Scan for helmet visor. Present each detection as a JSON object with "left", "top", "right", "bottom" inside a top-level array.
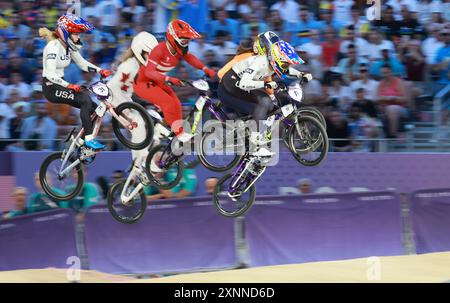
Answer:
[{"left": 178, "top": 38, "right": 190, "bottom": 47}]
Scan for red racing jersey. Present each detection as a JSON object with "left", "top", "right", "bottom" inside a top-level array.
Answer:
[{"left": 136, "top": 41, "right": 206, "bottom": 85}]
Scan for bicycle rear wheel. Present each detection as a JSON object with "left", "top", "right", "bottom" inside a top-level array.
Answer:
[
  {"left": 144, "top": 143, "right": 185, "bottom": 190},
  {"left": 197, "top": 120, "right": 243, "bottom": 172},
  {"left": 107, "top": 179, "right": 147, "bottom": 224},
  {"left": 213, "top": 173, "right": 256, "bottom": 218}
]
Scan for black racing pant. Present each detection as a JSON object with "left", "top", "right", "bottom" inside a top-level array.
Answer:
[
  {"left": 219, "top": 70, "right": 274, "bottom": 123},
  {"left": 42, "top": 79, "right": 97, "bottom": 136}
]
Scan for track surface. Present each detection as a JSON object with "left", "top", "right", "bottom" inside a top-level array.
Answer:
[{"left": 1, "top": 252, "right": 449, "bottom": 283}]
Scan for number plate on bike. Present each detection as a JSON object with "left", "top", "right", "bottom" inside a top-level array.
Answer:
[
  {"left": 95, "top": 102, "right": 107, "bottom": 117},
  {"left": 281, "top": 104, "right": 294, "bottom": 118}
]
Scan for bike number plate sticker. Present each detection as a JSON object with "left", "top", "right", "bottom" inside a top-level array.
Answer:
[
  {"left": 281, "top": 104, "right": 294, "bottom": 118},
  {"left": 195, "top": 97, "right": 206, "bottom": 110},
  {"left": 265, "top": 115, "right": 275, "bottom": 127},
  {"left": 95, "top": 102, "right": 107, "bottom": 117}
]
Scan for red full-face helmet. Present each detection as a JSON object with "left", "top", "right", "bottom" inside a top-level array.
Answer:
[{"left": 166, "top": 19, "right": 201, "bottom": 55}]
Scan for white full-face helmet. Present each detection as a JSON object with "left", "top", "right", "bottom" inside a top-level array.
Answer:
[{"left": 131, "top": 32, "right": 158, "bottom": 65}]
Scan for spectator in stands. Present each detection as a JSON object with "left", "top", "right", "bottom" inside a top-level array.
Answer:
[
  {"left": 147, "top": 167, "right": 198, "bottom": 200},
  {"left": 348, "top": 103, "right": 380, "bottom": 152},
  {"left": 205, "top": 177, "right": 219, "bottom": 195},
  {"left": 270, "top": 0, "right": 300, "bottom": 24},
  {"left": 212, "top": 30, "right": 238, "bottom": 65},
  {"left": 209, "top": 8, "right": 239, "bottom": 44},
  {"left": 2, "top": 187, "right": 29, "bottom": 219},
  {"left": 66, "top": 167, "right": 101, "bottom": 221},
  {"left": 376, "top": 64, "right": 409, "bottom": 138},
  {"left": 340, "top": 25, "right": 370, "bottom": 60},
  {"left": 328, "top": 73, "right": 352, "bottom": 112},
  {"left": 96, "top": 0, "right": 123, "bottom": 36},
  {"left": 299, "top": 29, "right": 322, "bottom": 62},
  {"left": 122, "top": 0, "right": 146, "bottom": 23},
  {"left": 287, "top": 5, "right": 322, "bottom": 47},
  {"left": 27, "top": 172, "right": 59, "bottom": 213},
  {"left": 0, "top": 105, "right": 10, "bottom": 151},
  {"left": 352, "top": 88, "right": 379, "bottom": 119},
  {"left": 297, "top": 178, "right": 313, "bottom": 194},
  {"left": 370, "top": 48, "right": 406, "bottom": 79},
  {"left": 93, "top": 38, "right": 118, "bottom": 68},
  {"left": 433, "top": 28, "right": 450, "bottom": 84},
  {"left": 326, "top": 109, "right": 353, "bottom": 152},
  {"left": 350, "top": 63, "right": 379, "bottom": 101},
  {"left": 349, "top": 4, "right": 370, "bottom": 37},
  {"left": 20, "top": 102, "right": 57, "bottom": 151},
  {"left": 6, "top": 101, "right": 28, "bottom": 149},
  {"left": 399, "top": 38, "right": 427, "bottom": 82},
  {"left": 398, "top": 5, "right": 422, "bottom": 37},
  {"left": 337, "top": 44, "right": 367, "bottom": 83},
  {"left": 422, "top": 23, "right": 446, "bottom": 65},
  {"left": 372, "top": 5, "right": 401, "bottom": 39},
  {"left": 240, "top": 13, "right": 268, "bottom": 40},
  {"left": 317, "top": 2, "right": 343, "bottom": 31},
  {"left": 7, "top": 72, "right": 31, "bottom": 99},
  {"left": 266, "top": 10, "right": 286, "bottom": 36},
  {"left": 321, "top": 26, "right": 341, "bottom": 71},
  {"left": 332, "top": 0, "right": 354, "bottom": 26},
  {"left": 367, "top": 30, "right": 396, "bottom": 61}
]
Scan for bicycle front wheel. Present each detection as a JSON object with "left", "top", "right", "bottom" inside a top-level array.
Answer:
[
  {"left": 39, "top": 152, "right": 84, "bottom": 201},
  {"left": 288, "top": 115, "right": 329, "bottom": 167}
]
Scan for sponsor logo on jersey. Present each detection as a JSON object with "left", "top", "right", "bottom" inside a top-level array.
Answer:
[
  {"left": 60, "top": 54, "right": 70, "bottom": 61},
  {"left": 56, "top": 90, "right": 75, "bottom": 100},
  {"left": 243, "top": 68, "right": 254, "bottom": 74},
  {"left": 47, "top": 53, "right": 57, "bottom": 60}
]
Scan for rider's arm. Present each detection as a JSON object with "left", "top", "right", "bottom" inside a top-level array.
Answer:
[
  {"left": 183, "top": 52, "right": 206, "bottom": 70},
  {"left": 238, "top": 68, "right": 265, "bottom": 90},
  {"left": 288, "top": 66, "right": 302, "bottom": 78},
  {"left": 71, "top": 51, "right": 101, "bottom": 73},
  {"left": 44, "top": 43, "right": 70, "bottom": 87}
]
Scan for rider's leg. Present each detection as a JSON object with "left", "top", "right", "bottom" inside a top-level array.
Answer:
[
  {"left": 134, "top": 82, "right": 189, "bottom": 141},
  {"left": 42, "top": 80, "right": 104, "bottom": 150},
  {"left": 217, "top": 83, "right": 256, "bottom": 117}
]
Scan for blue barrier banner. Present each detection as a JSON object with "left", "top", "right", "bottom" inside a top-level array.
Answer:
[
  {"left": 0, "top": 209, "right": 78, "bottom": 271},
  {"left": 245, "top": 192, "right": 404, "bottom": 267},
  {"left": 83, "top": 196, "right": 237, "bottom": 274},
  {"left": 410, "top": 188, "right": 450, "bottom": 254}
]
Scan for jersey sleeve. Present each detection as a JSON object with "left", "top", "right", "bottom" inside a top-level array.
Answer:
[
  {"left": 71, "top": 50, "right": 101, "bottom": 73},
  {"left": 183, "top": 52, "right": 205, "bottom": 70},
  {"left": 237, "top": 59, "right": 266, "bottom": 90},
  {"left": 44, "top": 43, "right": 70, "bottom": 87}
]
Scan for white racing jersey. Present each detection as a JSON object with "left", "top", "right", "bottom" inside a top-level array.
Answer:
[
  {"left": 107, "top": 57, "right": 140, "bottom": 102},
  {"left": 42, "top": 39, "right": 101, "bottom": 87},
  {"left": 231, "top": 55, "right": 302, "bottom": 91}
]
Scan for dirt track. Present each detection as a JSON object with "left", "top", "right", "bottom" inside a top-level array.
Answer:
[{"left": 1, "top": 252, "right": 449, "bottom": 283}]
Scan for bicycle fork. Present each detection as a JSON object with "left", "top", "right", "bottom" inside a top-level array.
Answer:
[
  {"left": 229, "top": 157, "right": 266, "bottom": 198},
  {"left": 120, "top": 167, "right": 145, "bottom": 205}
]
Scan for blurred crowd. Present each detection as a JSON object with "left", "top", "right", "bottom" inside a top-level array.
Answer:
[
  {"left": 0, "top": 0, "right": 449, "bottom": 153},
  {"left": 1, "top": 164, "right": 218, "bottom": 221}
]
